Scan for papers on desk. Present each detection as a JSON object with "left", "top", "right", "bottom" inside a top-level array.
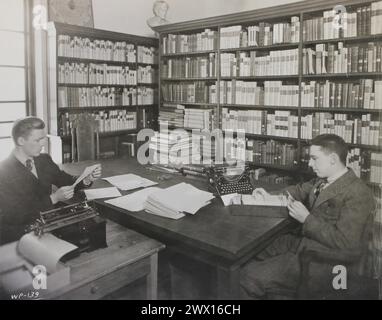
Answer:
[
  {"left": 84, "top": 187, "right": 122, "bottom": 200},
  {"left": 144, "top": 183, "right": 214, "bottom": 219},
  {"left": 103, "top": 173, "right": 157, "bottom": 191},
  {"left": 222, "top": 194, "right": 288, "bottom": 207},
  {"left": 106, "top": 183, "right": 214, "bottom": 220},
  {"left": 105, "top": 187, "right": 161, "bottom": 212}
]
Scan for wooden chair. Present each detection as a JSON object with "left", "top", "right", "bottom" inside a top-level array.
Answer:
[{"left": 70, "top": 114, "right": 100, "bottom": 162}]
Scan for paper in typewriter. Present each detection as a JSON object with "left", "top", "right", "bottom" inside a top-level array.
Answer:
[{"left": 17, "top": 233, "right": 78, "bottom": 274}]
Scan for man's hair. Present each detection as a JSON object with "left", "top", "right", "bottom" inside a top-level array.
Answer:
[
  {"left": 310, "top": 134, "right": 348, "bottom": 165},
  {"left": 12, "top": 117, "right": 45, "bottom": 145}
]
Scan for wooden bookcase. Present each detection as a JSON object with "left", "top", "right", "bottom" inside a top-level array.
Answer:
[
  {"left": 153, "top": 0, "right": 382, "bottom": 193},
  {"left": 46, "top": 22, "right": 159, "bottom": 163}
]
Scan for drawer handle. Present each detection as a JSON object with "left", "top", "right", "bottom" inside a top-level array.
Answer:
[{"left": 90, "top": 286, "right": 99, "bottom": 294}]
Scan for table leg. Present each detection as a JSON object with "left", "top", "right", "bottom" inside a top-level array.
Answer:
[
  {"left": 215, "top": 265, "right": 240, "bottom": 300},
  {"left": 146, "top": 253, "right": 158, "bottom": 300}
]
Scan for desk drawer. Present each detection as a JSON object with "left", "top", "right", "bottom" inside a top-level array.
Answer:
[{"left": 58, "top": 257, "right": 151, "bottom": 300}]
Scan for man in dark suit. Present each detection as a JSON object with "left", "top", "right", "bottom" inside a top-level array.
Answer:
[
  {"left": 240, "top": 134, "right": 375, "bottom": 299},
  {"left": 0, "top": 117, "right": 102, "bottom": 244}
]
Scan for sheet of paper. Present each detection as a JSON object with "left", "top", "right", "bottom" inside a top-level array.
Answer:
[
  {"left": 84, "top": 187, "right": 122, "bottom": 200},
  {"left": 221, "top": 193, "right": 239, "bottom": 206},
  {"left": 73, "top": 164, "right": 100, "bottom": 187},
  {"left": 241, "top": 194, "right": 257, "bottom": 205},
  {"left": 18, "top": 233, "right": 78, "bottom": 274},
  {"left": 103, "top": 173, "right": 158, "bottom": 191},
  {"left": 105, "top": 187, "right": 161, "bottom": 212}
]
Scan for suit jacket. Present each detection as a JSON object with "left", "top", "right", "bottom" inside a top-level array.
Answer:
[
  {"left": 0, "top": 153, "right": 87, "bottom": 244},
  {"left": 285, "top": 169, "right": 375, "bottom": 254}
]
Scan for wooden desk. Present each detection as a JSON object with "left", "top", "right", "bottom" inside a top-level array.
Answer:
[
  {"left": 48, "top": 220, "right": 164, "bottom": 299},
  {"left": 63, "top": 158, "right": 294, "bottom": 299},
  {"left": 1, "top": 220, "right": 164, "bottom": 300}
]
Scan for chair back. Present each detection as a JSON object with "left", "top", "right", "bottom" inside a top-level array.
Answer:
[{"left": 71, "top": 114, "right": 99, "bottom": 162}]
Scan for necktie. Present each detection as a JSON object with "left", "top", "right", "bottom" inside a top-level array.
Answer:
[
  {"left": 314, "top": 178, "right": 328, "bottom": 198},
  {"left": 25, "top": 159, "right": 33, "bottom": 171}
]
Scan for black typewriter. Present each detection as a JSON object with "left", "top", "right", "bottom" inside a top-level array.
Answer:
[
  {"left": 27, "top": 202, "right": 107, "bottom": 256},
  {"left": 207, "top": 165, "right": 254, "bottom": 196}
]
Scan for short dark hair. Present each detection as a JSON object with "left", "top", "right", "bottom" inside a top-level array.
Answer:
[
  {"left": 310, "top": 134, "right": 348, "bottom": 165},
  {"left": 12, "top": 117, "right": 45, "bottom": 145}
]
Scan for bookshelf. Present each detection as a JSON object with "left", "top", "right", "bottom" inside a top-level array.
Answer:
[
  {"left": 46, "top": 22, "right": 159, "bottom": 163},
  {"left": 154, "top": 0, "right": 382, "bottom": 195}
]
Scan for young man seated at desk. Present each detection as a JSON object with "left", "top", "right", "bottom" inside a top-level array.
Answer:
[
  {"left": 240, "top": 134, "right": 375, "bottom": 299},
  {"left": 0, "top": 117, "right": 102, "bottom": 245}
]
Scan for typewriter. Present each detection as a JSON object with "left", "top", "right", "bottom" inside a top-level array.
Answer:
[
  {"left": 207, "top": 164, "right": 254, "bottom": 196},
  {"left": 27, "top": 202, "right": 107, "bottom": 256}
]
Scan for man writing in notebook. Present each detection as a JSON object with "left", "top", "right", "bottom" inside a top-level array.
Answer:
[
  {"left": 0, "top": 117, "right": 102, "bottom": 245},
  {"left": 240, "top": 134, "right": 375, "bottom": 299}
]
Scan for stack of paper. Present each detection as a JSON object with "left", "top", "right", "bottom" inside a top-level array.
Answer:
[
  {"left": 105, "top": 187, "right": 161, "bottom": 212},
  {"left": 103, "top": 173, "right": 157, "bottom": 191},
  {"left": 144, "top": 183, "right": 215, "bottom": 219}
]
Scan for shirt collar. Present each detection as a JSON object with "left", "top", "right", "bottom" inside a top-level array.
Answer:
[
  {"left": 12, "top": 149, "right": 34, "bottom": 167},
  {"left": 326, "top": 167, "right": 348, "bottom": 184}
]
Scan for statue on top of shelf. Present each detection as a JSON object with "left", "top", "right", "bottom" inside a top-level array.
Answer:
[{"left": 147, "top": 0, "right": 170, "bottom": 30}]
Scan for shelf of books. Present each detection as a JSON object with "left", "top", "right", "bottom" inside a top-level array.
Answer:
[
  {"left": 47, "top": 22, "right": 158, "bottom": 163},
  {"left": 154, "top": 0, "right": 382, "bottom": 205}
]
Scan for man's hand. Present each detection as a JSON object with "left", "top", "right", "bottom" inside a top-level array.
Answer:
[
  {"left": 252, "top": 188, "right": 270, "bottom": 200},
  {"left": 50, "top": 186, "right": 74, "bottom": 204},
  {"left": 83, "top": 164, "right": 102, "bottom": 186},
  {"left": 287, "top": 200, "right": 310, "bottom": 223}
]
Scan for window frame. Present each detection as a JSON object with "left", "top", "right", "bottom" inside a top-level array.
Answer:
[{"left": 0, "top": 0, "right": 34, "bottom": 142}]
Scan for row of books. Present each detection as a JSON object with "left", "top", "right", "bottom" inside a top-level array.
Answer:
[
  {"left": 300, "top": 112, "right": 381, "bottom": 146},
  {"left": 58, "top": 63, "right": 137, "bottom": 85},
  {"left": 161, "top": 82, "right": 218, "bottom": 104},
  {"left": 219, "top": 80, "right": 263, "bottom": 106},
  {"left": 184, "top": 108, "right": 215, "bottom": 131},
  {"left": 303, "top": 1, "right": 382, "bottom": 41},
  {"left": 59, "top": 110, "right": 137, "bottom": 136},
  {"left": 219, "top": 80, "right": 299, "bottom": 107},
  {"left": 159, "top": 104, "right": 185, "bottom": 128},
  {"left": 57, "top": 86, "right": 135, "bottom": 108},
  {"left": 245, "top": 139, "right": 298, "bottom": 167},
  {"left": 137, "top": 46, "right": 157, "bottom": 64},
  {"left": 220, "top": 17, "right": 300, "bottom": 49},
  {"left": 222, "top": 109, "right": 299, "bottom": 138},
  {"left": 221, "top": 49, "right": 299, "bottom": 77},
  {"left": 252, "top": 170, "right": 294, "bottom": 185},
  {"left": 344, "top": 148, "right": 382, "bottom": 182},
  {"left": 161, "top": 54, "right": 217, "bottom": 79},
  {"left": 301, "top": 80, "right": 382, "bottom": 109},
  {"left": 136, "top": 87, "right": 156, "bottom": 105},
  {"left": 148, "top": 131, "right": 202, "bottom": 166},
  {"left": 302, "top": 42, "right": 382, "bottom": 74},
  {"left": 58, "top": 35, "right": 137, "bottom": 62},
  {"left": 162, "top": 30, "right": 218, "bottom": 54},
  {"left": 137, "top": 66, "right": 157, "bottom": 84}
]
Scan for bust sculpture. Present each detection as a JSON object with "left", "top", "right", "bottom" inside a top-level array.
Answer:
[{"left": 147, "top": 0, "right": 169, "bottom": 29}]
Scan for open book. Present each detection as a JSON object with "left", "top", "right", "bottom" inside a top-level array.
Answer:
[{"left": 241, "top": 194, "right": 288, "bottom": 206}]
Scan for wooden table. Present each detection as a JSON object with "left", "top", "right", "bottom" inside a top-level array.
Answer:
[
  {"left": 63, "top": 158, "right": 294, "bottom": 299},
  {"left": 0, "top": 220, "right": 165, "bottom": 300}
]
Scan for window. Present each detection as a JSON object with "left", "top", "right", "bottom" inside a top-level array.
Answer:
[{"left": 0, "top": 0, "right": 32, "bottom": 161}]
